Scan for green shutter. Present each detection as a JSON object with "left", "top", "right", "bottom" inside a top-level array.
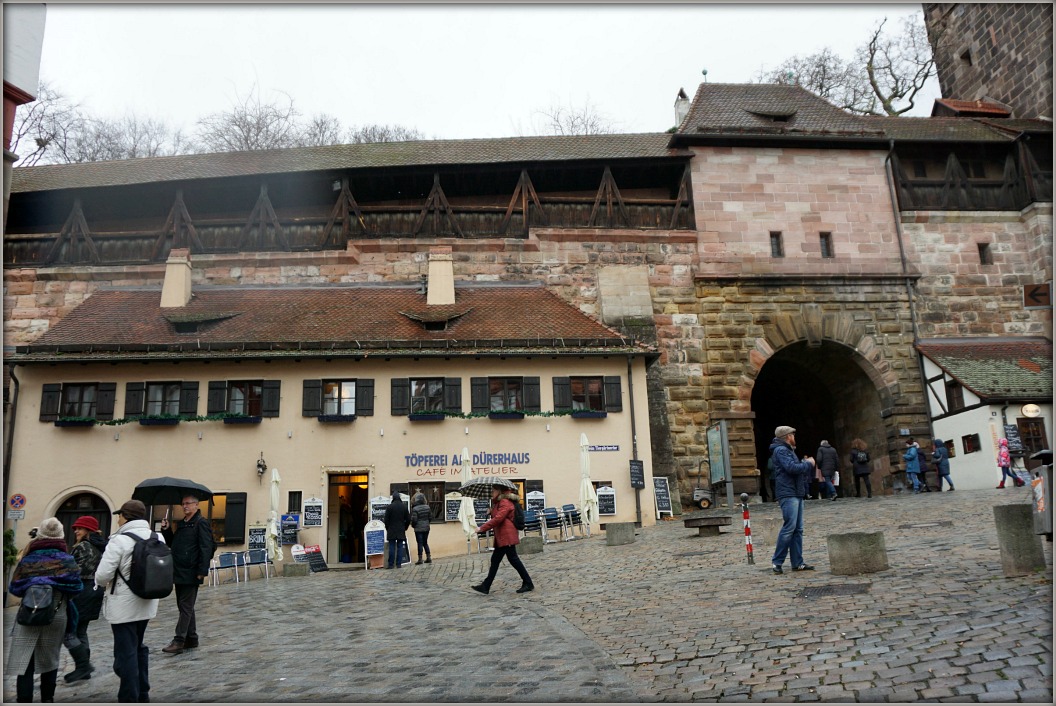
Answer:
[
  {"left": 124, "top": 382, "right": 146, "bottom": 418},
  {"left": 302, "top": 379, "right": 322, "bottom": 417},
  {"left": 522, "top": 377, "right": 541, "bottom": 413},
  {"left": 552, "top": 377, "right": 572, "bottom": 411},
  {"left": 206, "top": 381, "right": 227, "bottom": 415},
  {"left": 261, "top": 380, "right": 281, "bottom": 418},
  {"left": 355, "top": 379, "right": 374, "bottom": 416},
  {"left": 40, "top": 384, "right": 61, "bottom": 422},
  {"left": 179, "top": 381, "right": 200, "bottom": 416},
  {"left": 603, "top": 376, "right": 623, "bottom": 412},
  {"left": 391, "top": 378, "right": 410, "bottom": 416},
  {"left": 96, "top": 382, "right": 117, "bottom": 421},
  {"left": 443, "top": 378, "right": 462, "bottom": 414},
  {"left": 470, "top": 377, "right": 489, "bottom": 414}
]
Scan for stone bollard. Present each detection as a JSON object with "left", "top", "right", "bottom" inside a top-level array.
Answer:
[
  {"left": 753, "top": 517, "right": 783, "bottom": 547},
  {"left": 282, "top": 562, "right": 309, "bottom": 578},
  {"left": 605, "top": 522, "right": 636, "bottom": 546},
  {"left": 993, "top": 504, "right": 1046, "bottom": 577},
  {"left": 827, "top": 532, "right": 890, "bottom": 575},
  {"left": 519, "top": 536, "right": 544, "bottom": 555}
]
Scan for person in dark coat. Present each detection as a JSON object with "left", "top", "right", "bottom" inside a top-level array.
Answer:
[
  {"left": 409, "top": 492, "right": 432, "bottom": 565},
  {"left": 5, "top": 517, "right": 83, "bottom": 703},
  {"left": 769, "top": 426, "right": 817, "bottom": 575},
  {"left": 63, "top": 516, "right": 108, "bottom": 683},
  {"left": 383, "top": 491, "right": 411, "bottom": 569},
  {"left": 932, "top": 438, "right": 955, "bottom": 491},
  {"left": 903, "top": 439, "right": 924, "bottom": 493},
  {"left": 472, "top": 487, "right": 534, "bottom": 594},
  {"left": 850, "top": 438, "right": 873, "bottom": 498},
  {"left": 815, "top": 440, "right": 840, "bottom": 500},
  {"left": 160, "top": 494, "right": 215, "bottom": 655}
]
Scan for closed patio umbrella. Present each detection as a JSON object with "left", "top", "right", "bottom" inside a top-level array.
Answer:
[
  {"left": 266, "top": 467, "right": 283, "bottom": 562},
  {"left": 580, "top": 433, "right": 600, "bottom": 525},
  {"left": 457, "top": 447, "right": 476, "bottom": 550}
]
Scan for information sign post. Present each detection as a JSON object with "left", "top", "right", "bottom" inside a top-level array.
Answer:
[{"left": 706, "top": 420, "right": 735, "bottom": 509}]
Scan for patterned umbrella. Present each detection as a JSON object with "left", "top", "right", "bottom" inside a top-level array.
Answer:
[{"left": 458, "top": 476, "right": 516, "bottom": 499}]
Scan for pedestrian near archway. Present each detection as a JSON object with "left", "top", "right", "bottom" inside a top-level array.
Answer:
[
  {"left": 160, "top": 494, "right": 215, "bottom": 654},
  {"left": 849, "top": 439, "right": 872, "bottom": 498},
  {"left": 64, "top": 516, "right": 108, "bottom": 683},
  {"left": 769, "top": 426, "right": 817, "bottom": 575},
  {"left": 931, "top": 439, "right": 955, "bottom": 491}
]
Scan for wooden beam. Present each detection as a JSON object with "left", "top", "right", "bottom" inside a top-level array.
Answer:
[
  {"left": 669, "top": 164, "right": 693, "bottom": 230},
  {"left": 412, "top": 174, "right": 464, "bottom": 238},
  {"left": 587, "top": 167, "right": 631, "bottom": 228},
  {"left": 237, "top": 184, "right": 289, "bottom": 251},
  {"left": 150, "top": 190, "right": 204, "bottom": 261},
  {"left": 320, "top": 177, "right": 367, "bottom": 249},
  {"left": 43, "top": 199, "right": 99, "bottom": 265}
]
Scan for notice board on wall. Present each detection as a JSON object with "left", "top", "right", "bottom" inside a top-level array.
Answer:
[
  {"left": 247, "top": 525, "right": 266, "bottom": 551},
  {"left": 596, "top": 486, "right": 616, "bottom": 515},
  {"left": 280, "top": 514, "right": 299, "bottom": 545}
]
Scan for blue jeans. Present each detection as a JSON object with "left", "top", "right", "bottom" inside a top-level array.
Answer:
[
  {"left": 821, "top": 479, "right": 836, "bottom": 498},
  {"left": 907, "top": 471, "right": 923, "bottom": 491},
  {"left": 939, "top": 472, "right": 954, "bottom": 490},
  {"left": 414, "top": 530, "right": 430, "bottom": 560},
  {"left": 111, "top": 619, "right": 149, "bottom": 703},
  {"left": 387, "top": 538, "right": 406, "bottom": 568},
  {"left": 772, "top": 497, "right": 805, "bottom": 568}
]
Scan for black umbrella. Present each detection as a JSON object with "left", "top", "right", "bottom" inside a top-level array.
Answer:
[
  {"left": 132, "top": 477, "right": 213, "bottom": 506},
  {"left": 458, "top": 477, "right": 516, "bottom": 499}
]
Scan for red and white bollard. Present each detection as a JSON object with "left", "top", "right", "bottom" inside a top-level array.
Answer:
[{"left": 740, "top": 492, "right": 754, "bottom": 565}]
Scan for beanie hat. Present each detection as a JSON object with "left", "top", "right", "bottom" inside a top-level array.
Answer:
[
  {"left": 72, "top": 515, "right": 100, "bottom": 533},
  {"left": 38, "top": 517, "right": 65, "bottom": 540},
  {"left": 774, "top": 425, "right": 796, "bottom": 438}
]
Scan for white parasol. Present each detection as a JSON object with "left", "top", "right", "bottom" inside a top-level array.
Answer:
[
  {"left": 457, "top": 447, "right": 477, "bottom": 545},
  {"left": 266, "top": 466, "right": 284, "bottom": 562},
  {"left": 579, "top": 433, "right": 600, "bottom": 525}
]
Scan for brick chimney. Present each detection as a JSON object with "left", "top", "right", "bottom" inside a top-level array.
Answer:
[
  {"left": 160, "top": 248, "right": 193, "bottom": 308},
  {"left": 426, "top": 246, "right": 455, "bottom": 306}
]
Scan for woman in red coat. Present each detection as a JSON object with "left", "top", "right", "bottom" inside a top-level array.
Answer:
[{"left": 471, "top": 488, "right": 534, "bottom": 595}]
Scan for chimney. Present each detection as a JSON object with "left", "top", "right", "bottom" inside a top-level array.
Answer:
[
  {"left": 674, "top": 87, "right": 690, "bottom": 127},
  {"left": 426, "top": 246, "right": 455, "bottom": 306},
  {"left": 160, "top": 248, "right": 193, "bottom": 308}
]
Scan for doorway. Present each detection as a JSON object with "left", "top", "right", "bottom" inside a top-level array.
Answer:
[
  {"left": 55, "top": 493, "right": 111, "bottom": 551},
  {"left": 328, "top": 473, "right": 369, "bottom": 564}
]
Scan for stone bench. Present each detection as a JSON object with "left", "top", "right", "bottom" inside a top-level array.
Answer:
[
  {"left": 994, "top": 504, "right": 1046, "bottom": 577},
  {"left": 282, "top": 562, "right": 310, "bottom": 578},
  {"left": 605, "top": 522, "right": 637, "bottom": 546},
  {"left": 683, "top": 515, "right": 732, "bottom": 536},
  {"left": 827, "top": 531, "right": 889, "bottom": 575},
  {"left": 519, "top": 535, "right": 544, "bottom": 555}
]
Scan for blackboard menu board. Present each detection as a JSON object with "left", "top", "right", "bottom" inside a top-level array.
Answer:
[
  {"left": 302, "top": 499, "right": 323, "bottom": 528},
  {"left": 303, "top": 545, "right": 328, "bottom": 573},
  {"left": 370, "top": 496, "right": 391, "bottom": 522},
  {"left": 445, "top": 498, "right": 462, "bottom": 522},
  {"left": 280, "top": 514, "right": 299, "bottom": 545},
  {"left": 473, "top": 498, "right": 491, "bottom": 518},
  {"left": 1004, "top": 424, "right": 1024, "bottom": 454},
  {"left": 597, "top": 487, "right": 616, "bottom": 515},
  {"left": 526, "top": 491, "right": 546, "bottom": 513},
  {"left": 629, "top": 460, "right": 645, "bottom": 489},
  {"left": 364, "top": 520, "right": 385, "bottom": 557},
  {"left": 653, "top": 477, "right": 672, "bottom": 516},
  {"left": 248, "top": 526, "right": 266, "bottom": 551}
]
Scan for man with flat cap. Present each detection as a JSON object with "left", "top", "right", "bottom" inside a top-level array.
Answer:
[{"left": 769, "top": 426, "right": 816, "bottom": 575}]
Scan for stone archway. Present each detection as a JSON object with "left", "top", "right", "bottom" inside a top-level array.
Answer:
[{"left": 50, "top": 487, "right": 115, "bottom": 550}]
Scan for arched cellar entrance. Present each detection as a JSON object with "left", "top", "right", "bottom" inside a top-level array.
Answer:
[
  {"left": 55, "top": 493, "right": 112, "bottom": 551},
  {"left": 752, "top": 341, "right": 886, "bottom": 501}
]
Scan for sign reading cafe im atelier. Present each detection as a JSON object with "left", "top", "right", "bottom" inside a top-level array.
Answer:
[{"left": 404, "top": 450, "right": 531, "bottom": 477}]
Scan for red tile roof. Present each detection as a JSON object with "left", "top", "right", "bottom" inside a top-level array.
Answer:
[
  {"left": 916, "top": 338, "right": 1053, "bottom": 400},
  {"left": 932, "top": 98, "right": 1012, "bottom": 117},
  {"left": 14, "top": 283, "right": 654, "bottom": 362}
]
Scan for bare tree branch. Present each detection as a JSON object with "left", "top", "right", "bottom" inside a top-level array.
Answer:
[
  {"left": 345, "top": 123, "right": 424, "bottom": 144},
  {"left": 533, "top": 98, "right": 613, "bottom": 136},
  {"left": 195, "top": 85, "right": 303, "bottom": 152}
]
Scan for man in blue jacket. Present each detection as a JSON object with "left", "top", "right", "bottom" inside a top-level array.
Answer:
[
  {"left": 770, "top": 425, "right": 817, "bottom": 575},
  {"left": 931, "top": 438, "right": 954, "bottom": 492}
]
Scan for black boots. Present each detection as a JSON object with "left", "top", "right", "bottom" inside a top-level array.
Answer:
[
  {"left": 515, "top": 584, "right": 534, "bottom": 593},
  {"left": 64, "top": 642, "right": 94, "bottom": 683},
  {"left": 17, "top": 670, "right": 57, "bottom": 702},
  {"left": 471, "top": 584, "right": 489, "bottom": 594}
]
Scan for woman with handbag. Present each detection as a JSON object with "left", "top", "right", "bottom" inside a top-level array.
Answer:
[
  {"left": 63, "top": 516, "right": 108, "bottom": 683},
  {"left": 4, "top": 517, "right": 83, "bottom": 703}
]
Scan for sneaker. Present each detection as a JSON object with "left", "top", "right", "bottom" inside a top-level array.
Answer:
[
  {"left": 161, "top": 640, "right": 184, "bottom": 655},
  {"left": 792, "top": 564, "right": 815, "bottom": 571},
  {"left": 471, "top": 584, "right": 489, "bottom": 594},
  {"left": 772, "top": 565, "right": 783, "bottom": 575},
  {"left": 515, "top": 584, "right": 534, "bottom": 593},
  {"left": 830, "top": 495, "right": 837, "bottom": 501}
]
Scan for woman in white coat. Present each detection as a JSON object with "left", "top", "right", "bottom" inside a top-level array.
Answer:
[{"left": 94, "top": 500, "right": 163, "bottom": 704}]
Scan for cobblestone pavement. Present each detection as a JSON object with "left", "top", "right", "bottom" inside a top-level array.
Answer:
[{"left": 3, "top": 488, "right": 1052, "bottom": 702}]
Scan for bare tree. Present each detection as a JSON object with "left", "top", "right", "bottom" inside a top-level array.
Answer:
[
  {"left": 533, "top": 98, "right": 613, "bottom": 136},
  {"left": 9, "top": 81, "right": 86, "bottom": 166},
  {"left": 298, "top": 113, "right": 346, "bottom": 147},
  {"left": 195, "top": 86, "right": 303, "bottom": 152},
  {"left": 345, "top": 123, "right": 424, "bottom": 144},
  {"left": 754, "top": 14, "right": 937, "bottom": 116}
]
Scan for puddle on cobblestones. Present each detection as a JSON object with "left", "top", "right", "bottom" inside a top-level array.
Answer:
[{"left": 796, "top": 583, "right": 871, "bottom": 598}]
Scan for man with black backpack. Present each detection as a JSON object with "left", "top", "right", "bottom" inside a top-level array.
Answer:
[
  {"left": 95, "top": 500, "right": 166, "bottom": 703},
  {"left": 160, "top": 494, "right": 216, "bottom": 655}
]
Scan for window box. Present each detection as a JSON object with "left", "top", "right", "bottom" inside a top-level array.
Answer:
[
  {"left": 317, "top": 414, "right": 356, "bottom": 423},
  {"left": 408, "top": 413, "right": 446, "bottom": 422},
  {"left": 488, "top": 411, "right": 525, "bottom": 420},
  {"left": 54, "top": 419, "right": 95, "bottom": 427},
  {"left": 223, "top": 416, "right": 262, "bottom": 425},
  {"left": 571, "top": 410, "right": 608, "bottom": 419},
  {"left": 139, "top": 417, "right": 180, "bottom": 426}
]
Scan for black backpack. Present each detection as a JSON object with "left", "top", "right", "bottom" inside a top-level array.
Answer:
[
  {"left": 113, "top": 531, "right": 173, "bottom": 600},
  {"left": 16, "top": 584, "right": 59, "bottom": 626},
  {"left": 854, "top": 450, "right": 869, "bottom": 465},
  {"left": 512, "top": 500, "right": 526, "bottom": 531}
]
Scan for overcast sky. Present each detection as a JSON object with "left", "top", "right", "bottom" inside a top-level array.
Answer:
[{"left": 32, "top": 2, "right": 941, "bottom": 141}]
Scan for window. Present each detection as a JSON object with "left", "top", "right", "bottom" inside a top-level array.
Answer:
[
  {"left": 1017, "top": 418, "right": 1049, "bottom": 459},
  {"left": 200, "top": 492, "right": 247, "bottom": 545},
  {"left": 470, "top": 377, "right": 540, "bottom": 414},
  {"left": 489, "top": 378, "right": 522, "bottom": 411},
  {"left": 323, "top": 380, "right": 356, "bottom": 416},
  {"left": 62, "top": 383, "right": 98, "bottom": 418},
  {"left": 769, "top": 231, "right": 784, "bottom": 258},
  {"left": 978, "top": 242, "right": 993, "bottom": 265},
  {"left": 391, "top": 378, "right": 461, "bottom": 416},
  {"left": 287, "top": 491, "right": 303, "bottom": 514},
  {"left": 227, "top": 380, "right": 263, "bottom": 416},
  {"left": 962, "top": 433, "right": 981, "bottom": 454},
  {"left": 571, "top": 376, "right": 605, "bottom": 411},
  {"left": 410, "top": 378, "right": 444, "bottom": 413},
  {"left": 553, "top": 376, "right": 622, "bottom": 414},
  {"left": 945, "top": 380, "right": 965, "bottom": 412},
  {"left": 819, "top": 232, "right": 834, "bottom": 258},
  {"left": 40, "top": 382, "right": 117, "bottom": 422},
  {"left": 944, "top": 439, "right": 956, "bottom": 459},
  {"left": 409, "top": 482, "right": 446, "bottom": 522},
  {"left": 206, "top": 380, "right": 280, "bottom": 418},
  {"left": 302, "top": 379, "right": 374, "bottom": 417},
  {"left": 960, "top": 48, "right": 972, "bottom": 66},
  {"left": 146, "top": 382, "right": 181, "bottom": 416}
]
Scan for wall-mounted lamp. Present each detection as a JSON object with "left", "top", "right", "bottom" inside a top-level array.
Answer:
[
  {"left": 113, "top": 431, "right": 120, "bottom": 441},
  {"left": 465, "top": 426, "right": 469, "bottom": 435},
  {"left": 546, "top": 424, "right": 551, "bottom": 432},
  {"left": 256, "top": 452, "right": 267, "bottom": 483},
  {"left": 287, "top": 430, "right": 293, "bottom": 439},
  {"left": 198, "top": 431, "right": 203, "bottom": 440},
  {"left": 379, "top": 428, "right": 384, "bottom": 437}
]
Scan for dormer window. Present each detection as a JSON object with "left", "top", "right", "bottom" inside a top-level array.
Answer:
[
  {"left": 174, "top": 321, "right": 199, "bottom": 334},
  {"left": 746, "top": 108, "right": 797, "bottom": 123},
  {"left": 424, "top": 321, "right": 447, "bottom": 332}
]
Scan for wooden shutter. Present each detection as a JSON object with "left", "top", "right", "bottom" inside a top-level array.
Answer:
[
  {"left": 389, "top": 483, "right": 410, "bottom": 496},
  {"left": 261, "top": 380, "right": 281, "bottom": 418},
  {"left": 552, "top": 377, "right": 572, "bottom": 411},
  {"left": 470, "top": 377, "right": 489, "bottom": 414},
  {"left": 179, "top": 381, "right": 200, "bottom": 416},
  {"left": 206, "top": 381, "right": 227, "bottom": 415},
  {"left": 124, "top": 382, "right": 146, "bottom": 417},
  {"left": 302, "top": 379, "right": 322, "bottom": 417},
  {"left": 391, "top": 378, "right": 410, "bottom": 416},
  {"left": 96, "top": 382, "right": 117, "bottom": 421},
  {"left": 522, "top": 377, "right": 541, "bottom": 413},
  {"left": 603, "top": 376, "right": 623, "bottom": 412},
  {"left": 355, "top": 379, "right": 374, "bottom": 416},
  {"left": 40, "top": 383, "right": 61, "bottom": 422},
  {"left": 443, "top": 378, "right": 462, "bottom": 414},
  {"left": 223, "top": 492, "right": 247, "bottom": 544}
]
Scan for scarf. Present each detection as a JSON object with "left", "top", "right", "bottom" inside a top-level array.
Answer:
[{"left": 9, "top": 537, "right": 84, "bottom": 598}]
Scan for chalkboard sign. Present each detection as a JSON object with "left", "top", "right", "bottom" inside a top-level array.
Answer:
[
  {"left": 629, "top": 460, "right": 645, "bottom": 489},
  {"left": 247, "top": 526, "right": 266, "bottom": 551},
  {"left": 280, "top": 514, "right": 299, "bottom": 545},
  {"left": 596, "top": 486, "right": 616, "bottom": 515},
  {"left": 302, "top": 498, "right": 323, "bottom": 528},
  {"left": 1004, "top": 424, "right": 1024, "bottom": 454},
  {"left": 291, "top": 544, "right": 307, "bottom": 562},
  {"left": 369, "top": 496, "right": 391, "bottom": 522},
  {"left": 363, "top": 520, "right": 386, "bottom": 558},
  {"left": 445, "top": 495, "right": 462, "bottom": 523},
  {"left": 303, "top": 544, "right": 329, "bottom": 573},
  {"left": 473, "top": 498, "right": 491, "bottom": 518},
  {"left": 526, "top": 490, "right": 546, "bottom": 513},
  {"left": 653, "top": 476, "right": 672, "bottom": 518}
]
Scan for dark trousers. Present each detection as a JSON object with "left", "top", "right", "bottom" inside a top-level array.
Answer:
[
  {"left": 854, "top": 474, "right": 872, "bottom": 497},
  {"left": 174, "top": 583, "right": 198, "bottom": 642},
  {"left": 414, "top": 530, "right": 431, "bottom": 559},
  {"left": 111, "top": 620, "right": 150, "bottom": 703},
  {"left": 480, "top": 545, "right": 533, "bottom": 590},
  {"left": 387, "top": 538, "right": 406, "bottom": 568},
  {"left": 16, "top": 654, "right": 57, "bottom": 703}
]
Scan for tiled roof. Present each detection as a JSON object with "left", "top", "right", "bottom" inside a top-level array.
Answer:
[
  {"left": 673, "top": 83, "right": 884, "bottom": 140},
  {"left": 916, "top": 338, "right": 1053, "bottom": 400},
  {"left": 14, "top": 283, "right": 653, "bottom": 362},
  {"left": 9, "top": 133, "right": 686, "bottom": 194},
  {"left": 932, "top": 98, "right": 1012, "bottom": 117},
  {"left": 864, "top": 116, "right": 1052, "bottom": 142}
]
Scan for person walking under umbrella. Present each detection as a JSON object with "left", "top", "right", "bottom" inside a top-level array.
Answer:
[
  {"left": 471, "top": 484, "right": 534, "bottom": 595},
  {"left": 160, "top": 494, "right": 215, "bottom": 655}
]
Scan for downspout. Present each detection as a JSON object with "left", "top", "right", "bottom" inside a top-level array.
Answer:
[
  {"left": 3, "top": 366, "right": 20, "bottom": 495},
  {"left": 884, "top": 140, "right": 935, "bottom": 446},
  {"left": 627, "top": 355, "right": 642, "bottom": 527}
]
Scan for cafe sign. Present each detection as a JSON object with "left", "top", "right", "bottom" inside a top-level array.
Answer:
[{"left": 1022, "top": 404, "right": 1042, "bottom": 418}]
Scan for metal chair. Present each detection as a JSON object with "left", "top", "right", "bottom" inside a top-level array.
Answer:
[
  {"left": 541, "top": 507, "right": 568, "bottom": 543},
  {"left": 522, "top": 509, "right": 544, "bottom": 539},
  {"left": 474, "top": 517, "right": 494, "bottom": 553},
  {"left": 209, "top": 551, "right": 243, "bottom": 586},
  {"left": 242, "top": 548, "right": 273, "bottom": 580},
  {"left": 561, "top": 503, "right": 589, "bottom": 538}
]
